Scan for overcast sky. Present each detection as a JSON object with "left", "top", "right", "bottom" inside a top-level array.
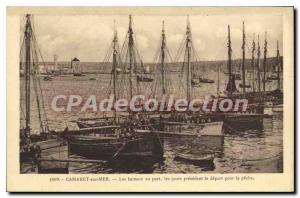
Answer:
[{"left": 26, "top": 14, "right": 283, "bottom": 62}]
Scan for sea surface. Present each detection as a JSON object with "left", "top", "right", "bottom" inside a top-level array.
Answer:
[{"left": 20, "top": 71, "right": 283, "bottom": 173}]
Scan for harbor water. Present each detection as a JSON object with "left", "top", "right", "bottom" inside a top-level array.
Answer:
[{"left": 20, "top": 71, "right": 283, "bottom": 173}]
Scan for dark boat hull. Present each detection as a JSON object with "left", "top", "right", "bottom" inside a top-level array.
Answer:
[
  {"left": 43, "top": 76, "right": 53, "bottom": 81},
  {"left": 76, "top": 120, "right": 114, "bottom": 129},
  {"left": 199, "top": 78, "right": 215, "bottom": 83},
  {"left": 69, "top": 136, "right": 121, "bottom": 160},
  {"left": 38, "top": 162, "right": 69, "bottom": 174},
  {"left": 73, "top": 73, "right": 85, "bottom": 76},
  {"left": 224, "top": 115, "right": 263, "bottom": 132},
  {"left": 69, "top": 133, "right": 163, "bottom": 161},
  {"left": 20, "top": 139, "right": 69, "bottom": 174},
  {"left": 267, "top": 76, "right": 279, "bottom": 80},
  {"left": 137, "top": 76, "right": 153, "bottom": 82},
  {"left": 239, "top": 84, "right": 251, "bottom": 88}
]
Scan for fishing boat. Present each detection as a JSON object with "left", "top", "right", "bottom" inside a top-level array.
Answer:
[
  {"left": 71, "top": 16, "right": 164, "bottom": 162},
  {"left": 68, "top": 124, "right": 163, "bottom": 161},
  {"left": 137, "top": 62, "right": 154, "bottom": 82},
  {"left": 19, "top": 15, "right": 68, "bottom": 174},
  {"left": 260, "top": 33, "right": 283, "bottom": 103},
  {"left": 212, "top": 23, "right": 267, "bottom": 132},
  {"left": 195, "top": 64, "right": 215, "bottom": 84},
  {"left": 160, "top": 18, "right": 224, "bottom": 136}
]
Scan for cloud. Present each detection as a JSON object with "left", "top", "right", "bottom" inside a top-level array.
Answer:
[{"left": 29, "top": 14, "right": 283, "bottom": 62}]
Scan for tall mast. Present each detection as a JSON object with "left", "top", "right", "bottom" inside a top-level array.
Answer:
[
  {"left": 225, "top": 25, "right": 237, "bottom": 95},
  {"left": 263, "top": 32, "right": 267, "bottom": 92},
  {"left": 241, "top": 21, "right": 246, "bottom": 93},
  {"left": 128, "top": 15, "right": 134, "bottom": 99},
  {"left": 257, "top": 35, "right": 261, "bottom": 93},
  {"left": 112, "top": 20, "right": 118, "bottom": 120},
  {"left": 217, "top": 65, "right": 220, "bottom": 95},
  {"left": 251, "top": 34, "right": 256, "bottom": 92},
  {"left": 161, "top": 21, "right": 166, "bottom": 95},
  {"left": 276, "top": 40, "right": 281, "bottom": 90},
  {"left": 25, "top": 14, "right": 32, "bottom": 133},
  {"left": 186, "top": 16, "right": 192, "bottom": 101},
  {"left": 228, "top": 25, "right": 232, "bottom": 81}
]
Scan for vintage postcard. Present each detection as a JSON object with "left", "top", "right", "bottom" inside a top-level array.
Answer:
[{"left": 7, "top": 7, "right": 294, "bottom": 192}]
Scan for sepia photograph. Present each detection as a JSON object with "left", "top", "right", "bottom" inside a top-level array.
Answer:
[{"left": 6, "top": 6, "right": 294, "bottom": 192}]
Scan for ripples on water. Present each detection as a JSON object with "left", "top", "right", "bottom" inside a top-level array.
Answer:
[{"left": 20, "top": 73, "right": 283, "bottom": 173}]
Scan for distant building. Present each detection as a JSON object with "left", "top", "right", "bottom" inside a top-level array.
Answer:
[
  {"left": 71, "top": 57, "right": 82, "bottom": 74},
  {"left": 38, "top": 64, "right": 47, "bottom": 74},
  {"left": 38, "top": 64, "right": 56, "bottom": 74}
]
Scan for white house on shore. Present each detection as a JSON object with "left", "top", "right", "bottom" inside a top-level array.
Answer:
[{"left": 71, "top": 57, "right": 82, "bottom": 74}]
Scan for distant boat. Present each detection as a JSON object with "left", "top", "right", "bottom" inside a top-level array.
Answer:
[
  {"left": 137, "top": 75, "right": 153, "bottom": 82},
  {"left": 233, "top": 73, "right": 241, "bottom": 80},
  {"left": 267, "top": 75, "right": 279, "bottom": 80},
  {"left": 224, "top": 72, "right": 241, "bottom": 80},
  {"left": 116, "top": 68, "right": 122, "bottom": 75},
  {"left": 174, "top": 153, "right": 214, "bottom": 167},
  {"left": 43, "top": 76, "right": 53, "bottom": 81},
  {"left": 191, "top": 78, "right": 200, "bottom": 87},
  {"left": 238, "top": 83, "right": 251, "bottom": 88},
  {"left": 144, "top": 65, "right": 151, "bottom": 74},
  {"left": 262, "top": 79, "right": 272, "bottom": 83},
  {"left": 199, "top": 77, "right": 215, "bottom": 84},
  {"left": 73, "top": 73, "right": 85, "bottom": 76}
]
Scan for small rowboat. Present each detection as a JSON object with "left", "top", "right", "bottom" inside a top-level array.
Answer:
[
  {"left": 239, "top": 83, "right": 251, "bottom": 88},
  {"left": 267, "top": 75, "right": 279, "bottom": 80},
  {"left": 43, "top": 76, "right": 53, "bottom": 81},
  {"left": 174, "top": 153, "right": 214, "bottom": 166},
  {"left": 199, "top": 77, "right": 215, "bottom": 84},
  {"left": 137, "top": 75, "right": 153, "bottom": 82}
]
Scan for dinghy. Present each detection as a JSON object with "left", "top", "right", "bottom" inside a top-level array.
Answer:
[{"left": 174, "top": 153, "right": 214, "bottom": 166}]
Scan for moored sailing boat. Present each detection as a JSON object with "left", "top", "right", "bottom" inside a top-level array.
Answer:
[
  {"left": 148, "top": 18, "right": 224, "bottom": 136},
  {"left": 19, "top": 14, "right": 68, "bottom": 173},
  {"left": 212, "top": 24, "right": 266, "bottom": 132},
  {"left": 70, "top": 17, "right": 164, "bottom": 162}
]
